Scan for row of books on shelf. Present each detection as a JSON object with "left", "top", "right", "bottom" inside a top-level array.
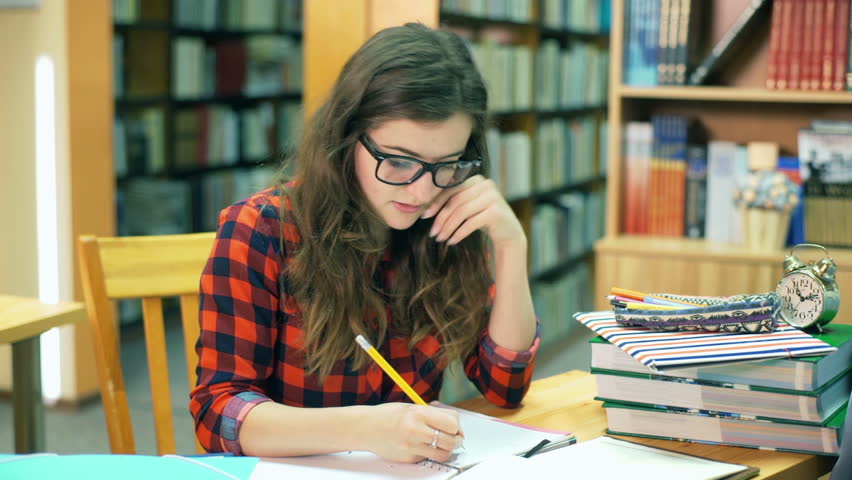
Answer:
[
  {"left": 113, "top": 0, "right": 302, "bottom": 31},
  {"left": 450, "top": 34, "right": 608, "bottom": 112},
  {"left": 441, "top": 0, "right": 533, "bottom": 23},
  {"left": 117, "top": 166, "right": 277, "bottom": 236},
  {"left": 532, "top": 263, "right": 594, "bottom": 349},
  {"left": 442, "top": 263, "right": 599, "bottom": 404},
  {"left": 442, "top": 0, "right": 612, "bottom": 32},
  {"left": 535, "top": 117, "right": 608, "bottom": 190},
  {"left": 530, "top": 190, "right": 606, "bottom": 276},
  {"left": 535, "top": 40, "right": 609, "bottom": 110},
  {"left": 540, "top": 0, "right": 612, "bottom": 32},
  {"left": 623, "top": 0, "right": 705, "bottom": 86},
  {"left": 114, "top": 34, "right": 302, "bottom": 100},
  {"left": 580, "top": 312, "right": 852, "bottom": 455},
  {"left": 767, "top": 0, "right": 851, "bottom": 91},
  {"left": 486, "top": 116, "right": 606, "bottom": 199},
  {"left": 114, "top": 102, "right": 301, "bottom": 178},
  {"left": 623, "top": 0, "right": 852, "bottom": 90},
  {"left": 622, "top": 116, "right": 851, "bottom": 248},
  {"left": 172, "top": 35, "right": 302, "bottom": 99}
]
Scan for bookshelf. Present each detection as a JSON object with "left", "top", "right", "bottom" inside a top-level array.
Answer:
[
  {"left": 596, "top": 0, "right": 852, "bottom": 324},
  {"left": 439, "top": 2, "right": 611, "bottom": 344},
  {"left": 430, "top": 0, "right": 612, "bottom": 402},
  {"left": 112, "top": 0, "right": 303, "bottom": 236}
]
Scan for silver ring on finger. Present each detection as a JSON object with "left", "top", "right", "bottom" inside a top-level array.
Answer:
[{"left": 431, "top": 428, "right": 439, "bottom": 449}]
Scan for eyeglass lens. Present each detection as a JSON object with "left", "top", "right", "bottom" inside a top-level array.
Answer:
[{"left": 377, "top": 158, "right": 476, "bottom": 187}]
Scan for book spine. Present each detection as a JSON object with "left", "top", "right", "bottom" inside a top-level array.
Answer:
[
  {"left": 777, "top": 0, "right": 793, "bottom": 89},
  {"left": 674, "top": 0, "right": 689, "bottom": 85},
  {"left": 644, "top": 0, "right": 661, "bottom": 86},
  {"left": 811, "top": 0, "right": 826, "bottom": 89},
  {"left": 822, "top": 0, "right": 837, "bottom": 90},
  {"left": 684, "top": 145, "right": 707, "bottom": 238},
  {"left": 672, "top": 117, "right": 687, "bottom": 236},
  {"left": 848, "top": 0, "right": 852, "bottom": 90},
  {"left": 766, "top": 0, "right": 784, "bottom": 88},
  {"left": 789, "top": 0, "right": 805, "bottom": 89},
  {"left": 833, "top": 0, "right": 850, "bottom": 90},
  {"left": 658, "top": 0, "right": 671, "bottom": 85},
  {"left": 801, "top": 0, "right": 816, "bottom": 90}
]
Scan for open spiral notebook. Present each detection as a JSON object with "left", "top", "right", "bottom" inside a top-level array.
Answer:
[{"left": 249, "top": 406, "right": 575, "bottom": 479}]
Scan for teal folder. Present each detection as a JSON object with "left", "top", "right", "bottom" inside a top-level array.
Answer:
[{"left": 0, "top": 454, "right": 259, "bottom": 480}]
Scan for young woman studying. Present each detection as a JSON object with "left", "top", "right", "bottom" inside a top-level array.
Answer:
[{"left": 189, "top": 23, "right": 539, "bottom": 464}]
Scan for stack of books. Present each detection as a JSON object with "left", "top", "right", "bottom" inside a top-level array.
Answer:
[{"left": 575, "top": 311, "right": 852, "bottom": 455}]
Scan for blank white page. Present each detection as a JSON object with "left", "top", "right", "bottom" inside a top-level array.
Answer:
[
  {"left": 249, "top": 451, "right": 456, "bottom": 480},
  {"left": 455, "top": 436, "right": 750, "bottom": 480}
]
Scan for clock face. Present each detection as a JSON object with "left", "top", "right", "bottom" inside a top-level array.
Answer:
[{"left": 776, "top": 272, "right": 825, "bottom": 327}]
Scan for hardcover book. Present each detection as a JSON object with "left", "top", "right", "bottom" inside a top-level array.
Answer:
[
  {"left": 689, "top": 0, "right": 772, "bottom": 85},
  {"left": 592, "top": 367, "right": 851, "bottom": 423},
  {"left": 589, "top": 322, "right": 852, "bottom": 391},
  {"left": 603, "top": 400, "right": 847, "bottom": 455},
  {"left": 575, "top": 311, "right": 839, "bottom": 371}
]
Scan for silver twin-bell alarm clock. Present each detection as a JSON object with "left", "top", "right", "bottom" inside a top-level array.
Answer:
[{"left": 775, "top": 243, "right": 840, "bottom": 332}]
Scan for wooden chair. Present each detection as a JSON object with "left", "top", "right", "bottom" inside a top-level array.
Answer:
[{"left": 77, "top": 232, "right": 216, "bottom": 455}]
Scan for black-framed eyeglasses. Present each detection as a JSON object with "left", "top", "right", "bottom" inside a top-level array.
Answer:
[{"left": 359, "top": 134, "right": 481, "bottom": 188}]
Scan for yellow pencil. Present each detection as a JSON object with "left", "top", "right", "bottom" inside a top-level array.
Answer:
[{"left": 356, "top": 334, "right": 427, "bottom": 406}]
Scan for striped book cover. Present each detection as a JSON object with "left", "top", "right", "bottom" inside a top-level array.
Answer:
[{"left": 574, "top": 311, "right": 837, "bottom": 370}]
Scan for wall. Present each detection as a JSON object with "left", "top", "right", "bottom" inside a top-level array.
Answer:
[
  {"left": 0, "top": 0, "right": 111, "bottom": 402},
  {"left": 0, "top": 0, "right": 69, "bottom": 392}
]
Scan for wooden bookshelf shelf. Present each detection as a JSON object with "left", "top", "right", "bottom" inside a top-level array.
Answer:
[
  {"left": 116, "top": 96, "right": 169, "bottom": 108},
  {"left": 596, "top": 235, "right": 852, "bottom": 324},
  {"left": 596, "top": 235, "right": 785, "bottom": 264},
  {"left": 538, "top": 105, "right": 607, "bottom": 118},
  {"left": 173, "top": 27, "right": 302, "bottom": 39},
  {"left": 539, "top": 26, "right": 609, "bottom": 42},
  {"left": 439, "top": 12, "right": 536, "bottom": 30},
  {"left": 530, "top": 249, "right": 595, "bottom": 284},
  {"left": 172, "top": 91, "right": 302, "bottom": 107},
  {"left": 597, "top": 235, "right": 852, "bottom": 268},
  {"left": 618, "top": 86, "right": 852, "bottom": 104},
  {"left": 114, "top": 21, "right": 170, "bottom": 31},
  {"left": 513, "top": 175, "right": 607, "bottom": 203}
]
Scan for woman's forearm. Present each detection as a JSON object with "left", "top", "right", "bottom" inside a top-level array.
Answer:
[
  {"left": 486, "top": 237, "right": 536, "bottom": 351},
  {"left": 239, "top": 401, "right": 375, "bottom": 457}
]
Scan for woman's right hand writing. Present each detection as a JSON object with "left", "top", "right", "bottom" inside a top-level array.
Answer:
[{"left": 365, "top": 403, "right": 465, "bottom": 463}]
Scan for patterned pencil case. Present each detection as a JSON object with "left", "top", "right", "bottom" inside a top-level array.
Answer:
[{"left": 612, "top": 292, "right": 781, "bottom": 333}]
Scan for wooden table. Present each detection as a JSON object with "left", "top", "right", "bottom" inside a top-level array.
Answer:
[
  {"left": 456, "top": 370, "right": 837, "bottom": 480},
  {"left": 0, "top": 295, "right": 85, "bottom": 453}
]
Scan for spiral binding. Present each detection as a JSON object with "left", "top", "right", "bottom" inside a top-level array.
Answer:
[{"left": 417, "top": 458, "right": 458, "bottom": 472}]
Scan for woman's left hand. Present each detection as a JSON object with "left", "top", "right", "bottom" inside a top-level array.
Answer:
[{"left": 421, "top": 175, "right": 525, "bottom": 248}]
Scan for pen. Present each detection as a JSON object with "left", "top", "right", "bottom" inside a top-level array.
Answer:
[
  {"left": 522, "top": 439, "right": 551, "bottom": 458},
  {"left": 610, "top": 300, "right": 683, "bottom": 311},
  {"left": 355, "top": 334, "right": 427, "bottom": 406}
]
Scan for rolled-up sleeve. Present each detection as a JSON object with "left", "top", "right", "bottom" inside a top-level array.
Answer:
[
  {"left": 464, "top": 317, "right": 541, "bottom": 408},
  {"left": 190, "top": 199, "right": 282, "bottom": 454}
]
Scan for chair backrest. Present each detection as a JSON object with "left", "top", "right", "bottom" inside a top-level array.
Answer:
[{"left": 77, "top": 232, "right": 215, "bottom": 455}]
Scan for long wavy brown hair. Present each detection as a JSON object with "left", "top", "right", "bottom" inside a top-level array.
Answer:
[{"left": 281, "top": 23, "right": 493, "bottom": 380}]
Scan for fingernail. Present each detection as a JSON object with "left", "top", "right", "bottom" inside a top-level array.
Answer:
[
  {"left": 429, "top": 225, "right": 438, "bottom": 237},
  {"left": 422, "top": 208, "right": 434, "bottom": 219}
]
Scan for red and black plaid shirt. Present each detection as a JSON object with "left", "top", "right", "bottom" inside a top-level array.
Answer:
[{"left": 190, "top": 187, "right": 540, "bottom": 454}]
